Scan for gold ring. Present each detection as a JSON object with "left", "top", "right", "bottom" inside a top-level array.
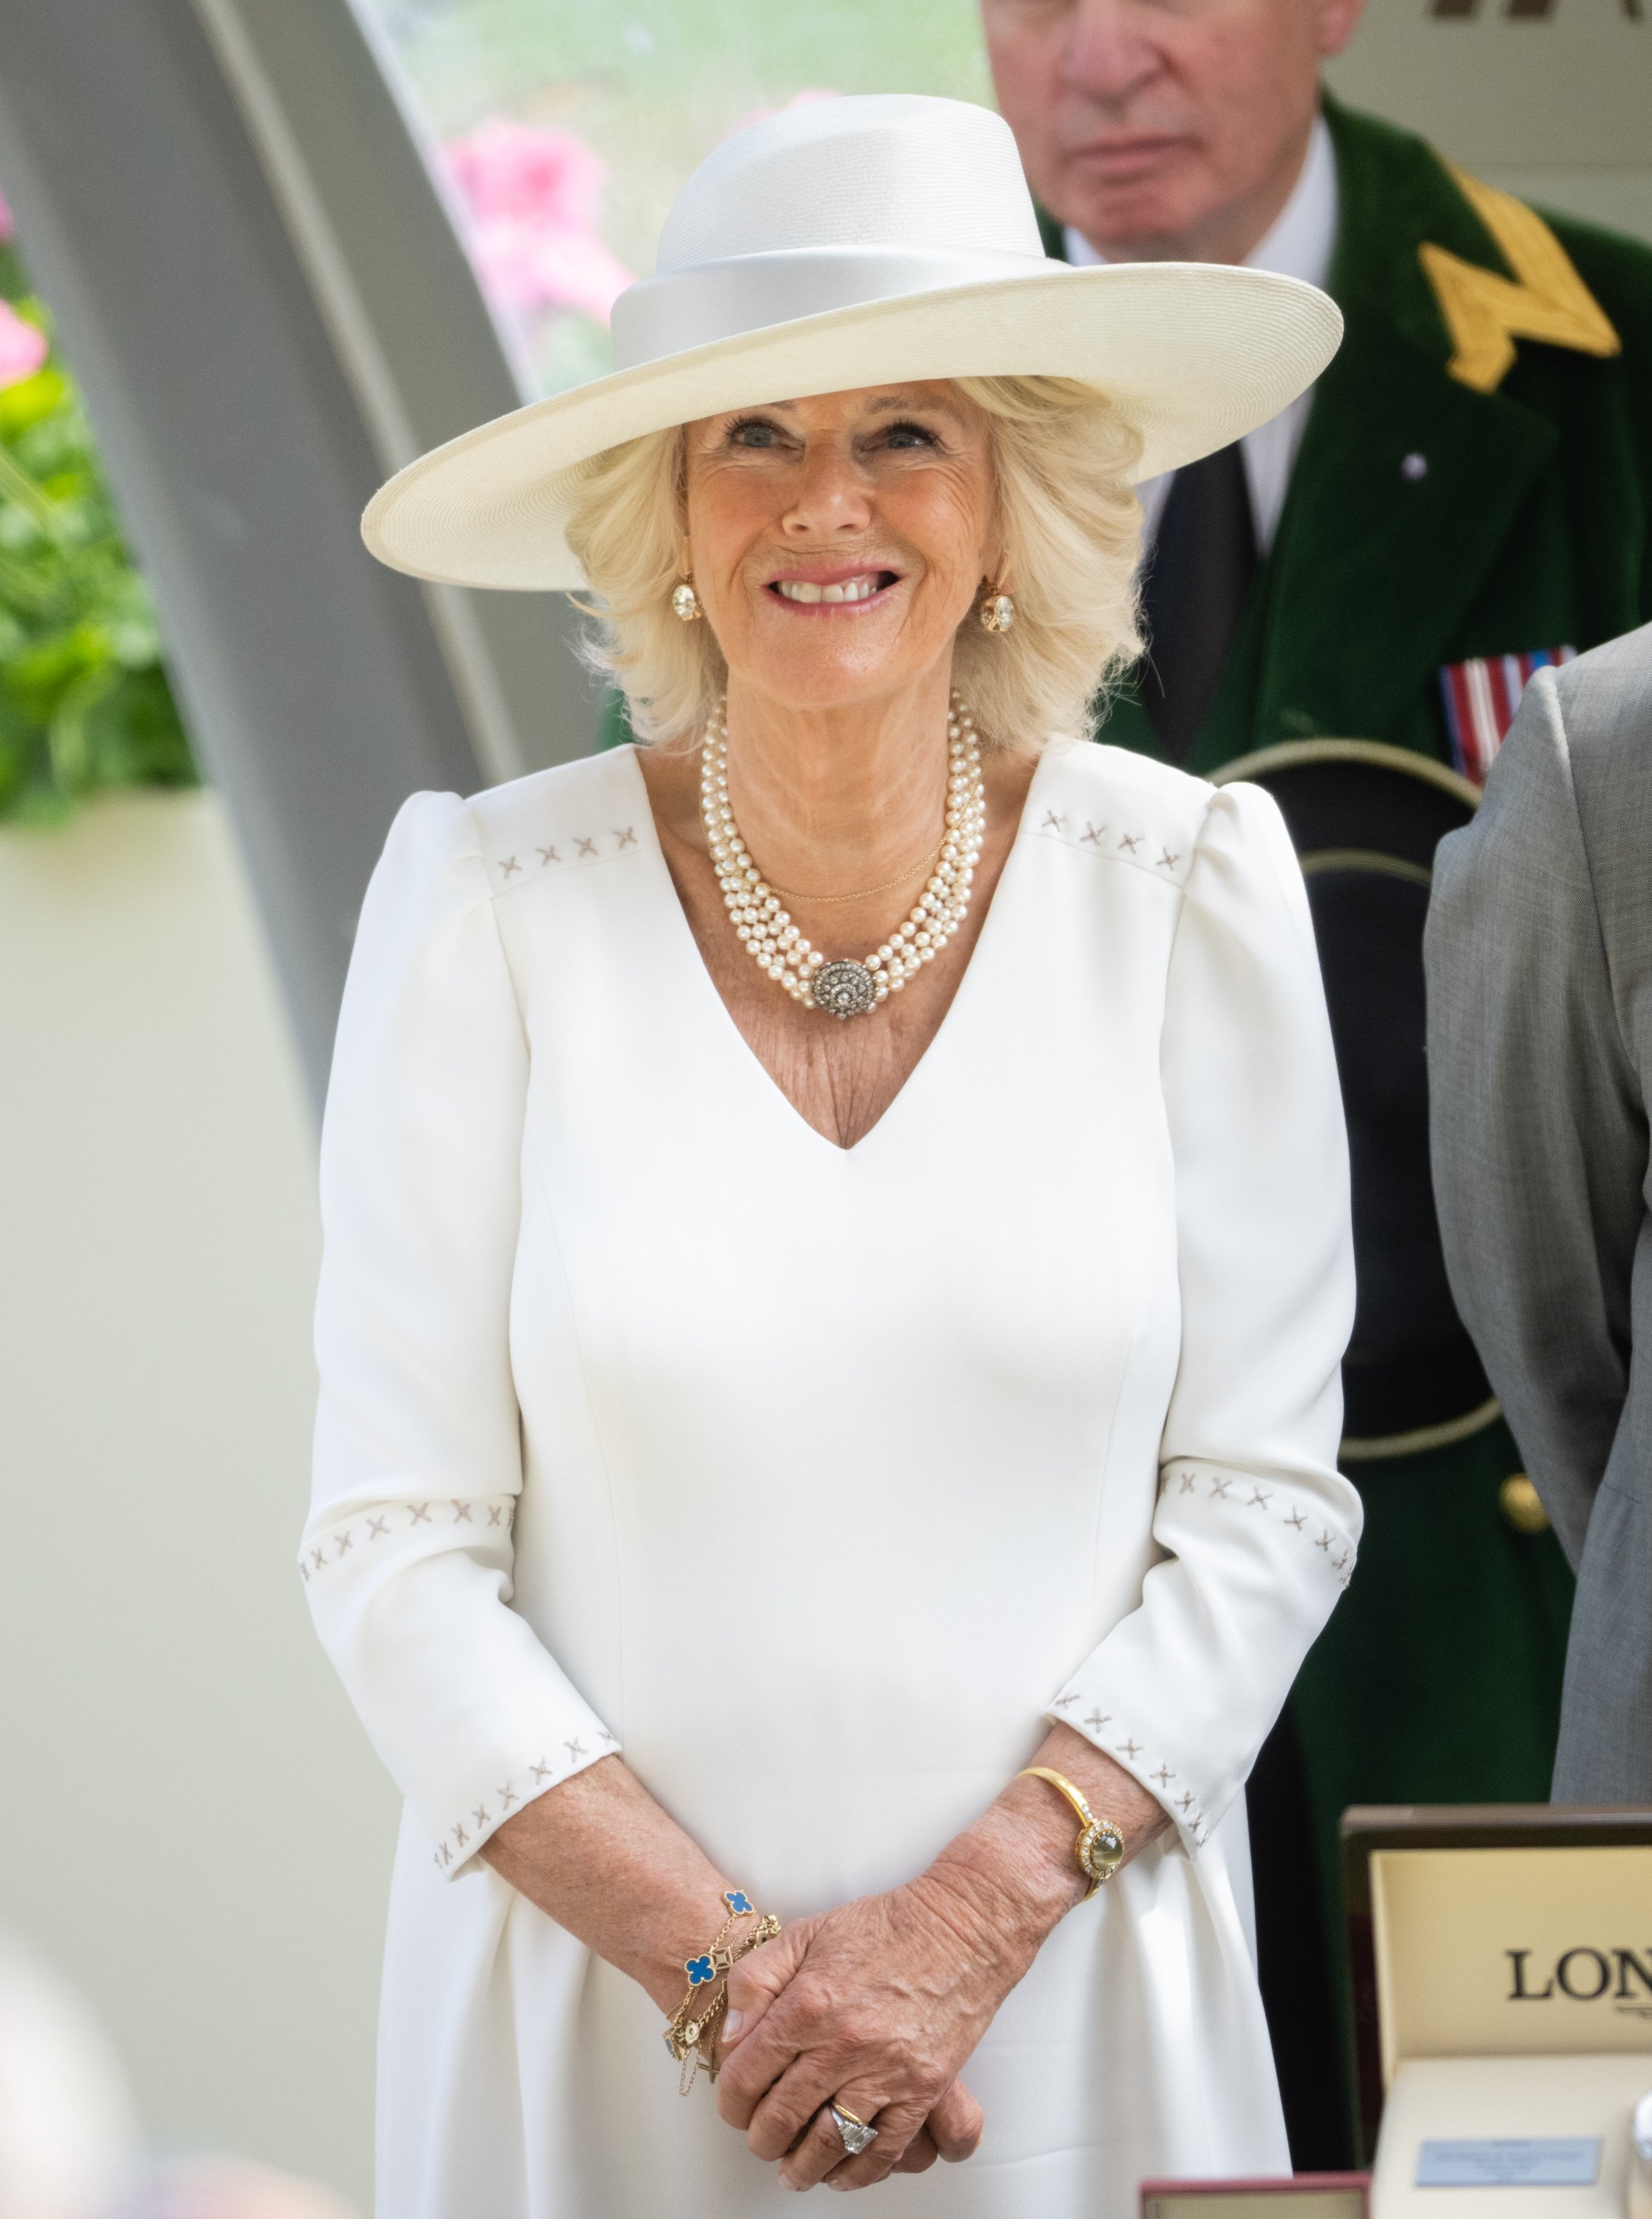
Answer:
[{"left": 827, "top": 2101, "right": 879, "bottom": 2157}]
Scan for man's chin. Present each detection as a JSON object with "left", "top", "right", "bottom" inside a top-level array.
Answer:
[{"left": 1058, "top": 163, "right": 1216, "bottom": 263}]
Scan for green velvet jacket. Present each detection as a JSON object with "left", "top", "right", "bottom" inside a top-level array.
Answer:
[
  {"left": 1047, "top": 94, "right": 1652, "bottom": 773},
  {"left": 1045, "top": 98, "right": 1652, "bottom": 2135},
  {"left": 1047, "top": 96, "right": 1652, "bottom": 2150}
]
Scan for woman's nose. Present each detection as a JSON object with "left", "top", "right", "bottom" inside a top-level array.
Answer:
[{"left": 781, "top": 442, "right": 873, "bottom": 536}]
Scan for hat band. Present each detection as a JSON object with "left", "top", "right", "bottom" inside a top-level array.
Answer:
[{"left": 611, "top": 245, "right": 1057, "bottom": 373}]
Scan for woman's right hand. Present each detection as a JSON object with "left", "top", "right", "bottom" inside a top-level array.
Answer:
[
  {"left": 479, "top": 1755, "right": 984, "bottom": 2173},
  {"left": 717, "top": 1909, "right": 985, "bottom": 2185}
]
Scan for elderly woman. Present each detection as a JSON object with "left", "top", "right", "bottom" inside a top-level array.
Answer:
[{"left": 302, "top": 92, "right": 1355, "bottom": 2219}]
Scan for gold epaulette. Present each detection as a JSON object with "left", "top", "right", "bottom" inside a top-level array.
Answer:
[{"left": 1420, "top": 166, "right": 1620, "bottom": 394}]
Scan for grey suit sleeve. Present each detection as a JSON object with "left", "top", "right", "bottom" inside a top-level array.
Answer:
[{"left": 1424, "top": 666, "right": 1644, "bottom": 1571}]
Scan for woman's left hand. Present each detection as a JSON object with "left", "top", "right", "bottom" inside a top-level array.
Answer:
[
  {"left": 715, "top": 1726, "right": 1168, "bottom": 2191},
  {"left": 714, "top": 1873, "right": 1020, "bottom": 2191}
]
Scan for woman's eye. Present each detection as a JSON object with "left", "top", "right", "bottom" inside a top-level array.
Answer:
[
  {"left": 728, "top": 419, "right": 782, "bottom": 449},
  {"left": 884, "top": 421, "right": 938, "bottom": 450}
]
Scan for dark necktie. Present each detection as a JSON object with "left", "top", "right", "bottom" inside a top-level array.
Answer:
[{"left": 1137, "top": 440, "right": 1259, "bottom": 765}]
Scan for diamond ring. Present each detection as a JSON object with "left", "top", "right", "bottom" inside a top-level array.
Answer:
[{"left": 827, "top": 2101, "right": 879, "bottom": 2158}]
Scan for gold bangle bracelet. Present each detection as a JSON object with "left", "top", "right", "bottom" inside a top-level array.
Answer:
[{"left": 1016, "top": 1766, "right": 1127, "bottom": 1899}]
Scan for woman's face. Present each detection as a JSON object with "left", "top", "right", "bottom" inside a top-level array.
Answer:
[{"left": 681, "top": 381, "right": 998, "bottom": 716}]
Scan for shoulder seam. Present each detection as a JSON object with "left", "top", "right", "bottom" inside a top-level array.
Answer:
[
  {"left": 479, "top": 823, "right": 651, "bottom": 905},
  {"left": 1027, "top": 749, "right": 1209, "bottom": 891}
]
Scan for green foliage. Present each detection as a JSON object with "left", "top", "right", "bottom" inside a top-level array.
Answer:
[{"left": 0, "top": 237, "right": 195, "bottom": 824}]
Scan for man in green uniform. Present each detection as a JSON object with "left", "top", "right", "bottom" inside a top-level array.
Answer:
[{"left": 984, "top": 0, "right": 1652, "bottom": 2164}]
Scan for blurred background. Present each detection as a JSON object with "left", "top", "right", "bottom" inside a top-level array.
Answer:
[{"left": 0, "top": 0, "right": 1645, "bottom": 2208}]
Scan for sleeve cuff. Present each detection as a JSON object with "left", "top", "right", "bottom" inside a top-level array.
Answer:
[
  {"left": 1043, "top": 1693, "right": 1212, "bottom": 1857},
  {"left": 298, "top": 1493, "right": 623, "bottom": 1881},
  {"left": 1046, "top": 1459, "right": 1359, "bottom": 1859},
  {"left": 429, "top": 1723, "right": 622, "bottom": 1878}
]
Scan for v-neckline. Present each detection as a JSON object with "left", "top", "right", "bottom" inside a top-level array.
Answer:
[{"left": 618, "top": 744, "right": 1055, "bottom": 1159}]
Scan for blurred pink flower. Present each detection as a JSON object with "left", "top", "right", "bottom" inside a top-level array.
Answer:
[
  {"left": 0, "top": 297, "right": 47, "bottom": 388},
  {"left": 0, "top": 189, "right": 13, "bottom": 245},
  {"left": 464, "top": 224, "right": 633, "bottom": 325},
  {"left": 444, "top": 118, "right": 632, "bottom": 325}
]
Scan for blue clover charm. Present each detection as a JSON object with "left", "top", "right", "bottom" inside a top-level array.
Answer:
[
  {"left": 685, "top": 1954, "right": 715, "bottom": 1986},
  {"left": 724, "top": 1890, "right": 754, "bottom": 1916}
]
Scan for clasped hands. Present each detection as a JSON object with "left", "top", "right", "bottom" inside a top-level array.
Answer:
[
  {"left": 696, "top": 1727, "right": 1167, "bottom": 2193},
  {"left": 713, "top": 1856, "right": 1049, "bottom": 2195},
  {"left": 483, "top": 1720, "right": 1162, "bottom": 2194}
]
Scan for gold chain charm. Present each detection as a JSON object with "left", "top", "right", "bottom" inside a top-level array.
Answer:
[{"left": 663, "top": 1891, "right": 782, "bottom": 2093}]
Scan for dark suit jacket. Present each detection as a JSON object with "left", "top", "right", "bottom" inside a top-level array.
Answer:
[
  {"left": 1043, "top": 96, "right": 1652, "bottom": 775},
  {"left": 1427, "top": 626, "right": 1652, "bottom": 1800}
]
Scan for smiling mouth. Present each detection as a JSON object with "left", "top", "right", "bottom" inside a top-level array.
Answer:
[{"left": 768, "top": 570, "right": 898, "bottom": 607}]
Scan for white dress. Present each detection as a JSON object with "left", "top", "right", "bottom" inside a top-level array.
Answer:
[{"left": 302, "top": 737, "right": 1358, "bottom": 2219}]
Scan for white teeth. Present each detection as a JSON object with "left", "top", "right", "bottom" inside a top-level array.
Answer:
[{"left": 776, "top": 575, "right": 884, "bottom": 604}]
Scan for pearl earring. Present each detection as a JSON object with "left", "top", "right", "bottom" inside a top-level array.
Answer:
[
  {"left": 671, "top": 580, "right": 703, "bottom": 623},
  {"left": 979, "top": 587, "right": 1015, "bottom": 634}
]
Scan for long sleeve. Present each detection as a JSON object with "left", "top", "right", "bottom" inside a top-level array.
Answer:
[
  {"left": 302, "top": 791, "right": 617, "bottom": 1878},
  {"left": 1049, "top": 781, "right": 1360, "bottom": 1852},
  {"left": 1425, "top": 664, "right": 1648, "bottom": 1570}
]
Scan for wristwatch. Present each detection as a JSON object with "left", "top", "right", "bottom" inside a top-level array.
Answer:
[{"left": 1016, "top": 1767, "right": 1126, "bottom": 1898}]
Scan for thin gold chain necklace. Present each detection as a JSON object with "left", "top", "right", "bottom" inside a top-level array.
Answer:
[
  {"left": 699, "top": 696, "right": 986, "bottom": 1021},
  {"left": 762, "top": 833, "right": 945, "bottom": 907}
]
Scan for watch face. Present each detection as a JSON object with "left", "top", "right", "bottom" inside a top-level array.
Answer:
[{"left": 1081, "top": 1824, "right": 1125, "bottom": 1879}]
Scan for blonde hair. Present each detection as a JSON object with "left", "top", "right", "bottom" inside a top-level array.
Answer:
[{"left": 562, "top": 375, "right": 1144, "bottom": 752}]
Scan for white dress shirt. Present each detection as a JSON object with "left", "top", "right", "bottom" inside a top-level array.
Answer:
[{"left": 1066, "top": 115, "right": 1338, "bottom": 553}]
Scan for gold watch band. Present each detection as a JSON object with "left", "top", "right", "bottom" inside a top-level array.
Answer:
[{"left": 1016, "top": 1766, "right": 1127, "bottom": 1899}]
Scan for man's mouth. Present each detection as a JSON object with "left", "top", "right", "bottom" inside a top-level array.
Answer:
[
  {"left": 768, "top": 569, "right": 899, "bottom": 607},
  {"left": 1071, "top": 134, "right": 1192, "bottom": 178}
]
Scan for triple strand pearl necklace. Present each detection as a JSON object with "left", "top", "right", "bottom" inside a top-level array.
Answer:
[{"left": 700, "top": 698, "right": 986, "bottom": 1021}]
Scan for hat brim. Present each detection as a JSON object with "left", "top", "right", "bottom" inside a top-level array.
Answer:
[{"left": 362, "top": 262, "right": 1342, "bottom": 592}]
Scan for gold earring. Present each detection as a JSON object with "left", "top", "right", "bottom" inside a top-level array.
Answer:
[
  {"left": 671, "top": 580, "right": 703, "bottom": 623},
  {"left": 979, "top": 586, "right": 1015, "bottom": 635}
]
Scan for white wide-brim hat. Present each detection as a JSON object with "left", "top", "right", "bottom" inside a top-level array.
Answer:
[{"left": 363, "top": 94, "right": 1342, "bottom": 592}]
